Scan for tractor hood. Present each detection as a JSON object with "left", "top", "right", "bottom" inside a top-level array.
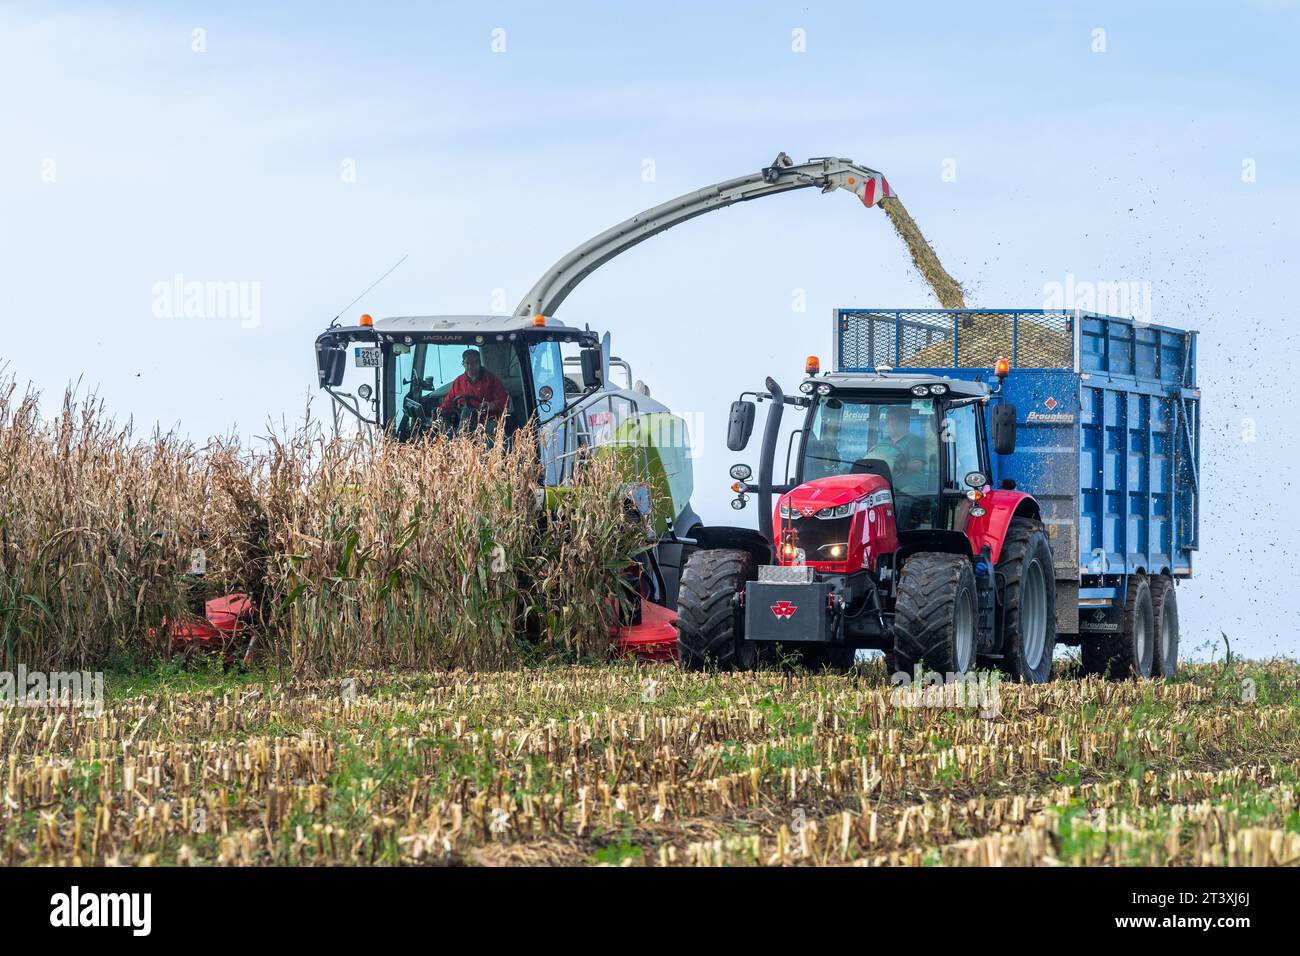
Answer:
[{"left": 779, "top": 473, "right": 886, "bottom": 516}]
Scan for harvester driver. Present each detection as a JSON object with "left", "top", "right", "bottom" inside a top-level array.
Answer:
[{"left": 440, "top": 348, "right": 509, "bottom": 425}]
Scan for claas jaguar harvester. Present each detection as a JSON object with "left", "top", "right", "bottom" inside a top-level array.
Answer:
[{"left": 679, "top": 309, "right": 1201, "bottom": 681}]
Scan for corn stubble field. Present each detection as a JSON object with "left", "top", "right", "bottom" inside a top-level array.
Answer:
[
  {"left": 3, "top": 378, "right": 1299, "bottom": 868},
  {"left": 3, "top": 659, "right": 1299, "bottom": 867}
]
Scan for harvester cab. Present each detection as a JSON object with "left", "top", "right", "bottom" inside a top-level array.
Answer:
[{"left": 678, "top": 358, "right": 1058, "bottom": 682}]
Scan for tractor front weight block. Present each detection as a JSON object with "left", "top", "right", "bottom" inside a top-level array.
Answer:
[{"left": 744, "top": 580, "right": 834, "bottom": 643}]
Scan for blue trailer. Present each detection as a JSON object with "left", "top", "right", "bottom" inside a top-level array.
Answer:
[{"left": 833, "top": 308, "right": 1201, "bottom": 653}]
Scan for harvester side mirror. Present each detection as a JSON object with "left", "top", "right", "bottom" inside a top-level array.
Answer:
[
  {"left": 580, "top": 348, "right": 602, "bottom": 388},
  {"left": 727, "top": 400, "right": 757, "bottom": 451},
  {"left": 991, "top": 404, "right": 1017, "bottom": 456},
  {"left": 318, "top": 347, "right": 346, "bottom": 388}
]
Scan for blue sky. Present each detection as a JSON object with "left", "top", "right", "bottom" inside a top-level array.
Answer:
[{"left": 2, "top": 1, "right": 1297, "bottom": 657}]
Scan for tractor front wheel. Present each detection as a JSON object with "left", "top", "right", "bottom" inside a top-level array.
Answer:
[
  {"left": 676, "top": 549, "right": 756, "bottom": 670},
  {"left": 892, "top": 552, "right": 977, "bottom": 677}
]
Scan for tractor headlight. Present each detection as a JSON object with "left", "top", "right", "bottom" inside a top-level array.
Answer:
[
  {"left": 779, "top": 501, "right": 794, "bottom": 519},
  {"left": 815, "top": 502, "right": 855, "bottom": 519}
]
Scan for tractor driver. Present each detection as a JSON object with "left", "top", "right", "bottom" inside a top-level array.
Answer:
[
  {"left": 440, "top": 348, "right": 510, "bottom": 424},
  {"left": 866, "top": 405, "right": 928, "bottom": 490}
]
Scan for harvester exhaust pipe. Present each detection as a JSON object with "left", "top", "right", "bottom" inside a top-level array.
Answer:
[{"left": 757, "top": 376, "right": 785, "bottom": 547}]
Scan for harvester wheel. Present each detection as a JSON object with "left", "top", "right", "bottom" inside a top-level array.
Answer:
[
  {"left": 994, "top": 517, "right": 1057, "bottom": 683},
  {"left": 676, "top": 549, "right": 756, "bottom": 670},
  {"left": 1151, "top": 575, "right": 1179, "bottom": 679},
  {"left": 1081, "top": 574, "right": 1154, "bottom": 679},
  {"left": 892, "top": 552, "right": 977, "bottom": 677}
]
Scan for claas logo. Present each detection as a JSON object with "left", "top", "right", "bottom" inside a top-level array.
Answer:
[{"left": 770, "top": 601, "right": 797, "bottom": 619}]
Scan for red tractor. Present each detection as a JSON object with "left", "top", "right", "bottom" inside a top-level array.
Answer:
[{"left": 676, "top": 360, "right": 1056, "bottom": 682}]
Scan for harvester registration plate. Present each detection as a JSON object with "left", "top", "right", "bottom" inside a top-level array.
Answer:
[{"left": 354, "top": 347, "right": 382, "bottom": 367}]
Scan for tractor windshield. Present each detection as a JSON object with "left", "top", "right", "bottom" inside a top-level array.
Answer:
[{"left": 802, "top": 395, "right": 941, "bottom": 530}]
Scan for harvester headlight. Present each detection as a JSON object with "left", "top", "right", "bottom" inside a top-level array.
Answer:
[
  {"left": 928, "top": 383, "right": 949, "bottom": 395},
  {"left": 799, "top": 381, "right": 815, "bottom": 394},
  {"left": 816, "top": 384, "right": 832, "bottom": 395}
]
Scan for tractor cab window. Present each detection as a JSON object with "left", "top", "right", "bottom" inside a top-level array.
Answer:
[
  {"left": 388, "top": 341, "right": 528, "bottom": 440},
  {"left": 942, "top": 401, "right": 984, "bottom": 490},
  {"left": 802, "top": 394, "right": 941, "bottom": 530}
]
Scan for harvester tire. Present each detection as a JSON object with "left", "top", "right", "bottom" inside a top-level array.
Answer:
[
  {"left": 1151, "top": 575, "right": 1179, "bottom": 679},
  {"left": 1081, "top": 574, "right": 1154, "bottom": 679},
  {"left": 994, "top": 518, "right": 1057, "bottom": 683},
  {"left": 892, "top": 552, "right": 978, "bottom": 677},
  {"left": 676, "top": 549, "right": 756, "bottom": 670}
]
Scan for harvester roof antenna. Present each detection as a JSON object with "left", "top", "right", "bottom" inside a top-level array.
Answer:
[
  {"left": 515, "top": 152, "right": 893, "bottom": 318},
  {"left": 328, "top": 253, "right": 409, "bottom": 328}
]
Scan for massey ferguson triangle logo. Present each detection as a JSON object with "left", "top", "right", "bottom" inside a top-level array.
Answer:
[{"left": 771, "top": 601, "right": 797, "bottom": 619}]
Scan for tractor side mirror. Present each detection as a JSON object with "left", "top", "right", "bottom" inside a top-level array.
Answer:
[
  {"left": 991, "top": 403, "right": 1017, "bottom": 456},
  {"left": 727, "top": 400, "right": 757, "bottom": 451},
  {"left": 317, "top": 346, "right": 346, "bottom": 388},
  {"left": 580, "top": 347, "right": 602, "bottom": 389}
]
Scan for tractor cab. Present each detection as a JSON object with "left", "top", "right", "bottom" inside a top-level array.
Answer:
[
  {"left": 789, "top": 371, "right": 1009, "bottom": 539},
  {"left": 315, "top": 314, "right": 601, "bottom": 442}
]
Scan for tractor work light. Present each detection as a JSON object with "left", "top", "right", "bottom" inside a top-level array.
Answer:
[
  {"left": 805, "top": 356, "right": 821, "bottom": 375},
  {"left": 359, "top": 313, "right": 374, "bottom": 328},
  {"left": 910, "top": 384, "right": 929, "bottom": 397},
  {"left": 928, "top": 383, "right": 949, "bottom": 395},
  {"left": 799, "top": 381, "right": 815, "bottom": 394},
  {"left": 729, "top": 463, "right": 752, "bottom": 481},
  {"left": 970, "top": 506, "right": 987, "bottom": 518},
  {"left": 816, "top": 384, "right": 832, "bottom": 395}
]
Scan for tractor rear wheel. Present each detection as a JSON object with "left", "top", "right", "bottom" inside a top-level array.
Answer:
[
  {"left": 1151, "top": 575, "right": 1179, "bottom": 679},
  {"left": 994, "top": 518, "right": 1057, "bottom": 683},
  {"left": 676, "top": 549, "right": 756, "bottom": 670},
  {"left": 892, "top": 552, "right": 977, "bottom": 677},
  {"left": 1081, "top": 574, "right": 1155, "bottom": 679}
]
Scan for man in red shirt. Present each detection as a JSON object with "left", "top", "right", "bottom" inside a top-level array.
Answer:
[{"left": 439, "top": 348, "right": 510, "bottom": 424}]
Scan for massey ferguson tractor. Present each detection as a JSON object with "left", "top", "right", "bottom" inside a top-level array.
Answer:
[{"left": 678, "top": 309, "right": 1200, "bottom": 682}]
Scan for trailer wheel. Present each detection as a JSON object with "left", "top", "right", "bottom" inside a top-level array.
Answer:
[
  {"left": 676, "top": 549, "right": 756, "bottom": 670},
  {"left": 994, "top": 518, "right": 1057, "bottom": 683},
  {"left": 1151, "top": 575, "right": 1179, "bottom": 679},
  {"left": 892, "top": 552, "right": 977, "bottom": 677},
  {"left": 1081, "top": 574, "right": 1155, "bottom": 679}
]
